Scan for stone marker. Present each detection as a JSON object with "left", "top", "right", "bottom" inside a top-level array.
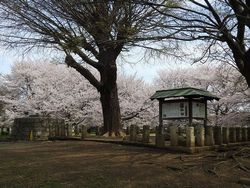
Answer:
[
  {"left": 196, "top": 126, "right": 205, "bottom": 147},
  {"left": 81, "top": 125, "right": 88, "bottom": 140},
  {"left": 186, "top": 126, "right": 195, "bottom": 147},
  {"left": 96, "top": 127, "right": 101, "bottom": 136},
  {"left": 126, "top": 126, "right": 130, "bottom": 135},
  {"left": 170, "top": 125, "right": 178, "bottom": 146},
  {"left": 229, "top": 127, "right": 236, "bottom": 143},
  {"left": 236, "top": 127, "right": 242, "bottom": 142},
  {"left": 214, "top": 126, "right": 223, "bottom": 145},
  {"left": 248, "top": 127, "right": 250, "bottom": 141},
  {"left": 242, "top": 127, "right": 248, "bottom": 141},
  {"left": 129, "top": 124, "right": 137, "bottom": 142},
  {"left": 222, "top": 127, "right": 229, "bottom": 144},
  {"left": 155, "top": 126, "right": 165, "bottom": 147},
  {"left": 67, "top": 124, "right": 72, "bottom": 137},
  {"left": 205, "top": 126, "right": 214, "bottom": 146},
  {"left": 55, "top": 123, "right": 60, "bottom": 137},
  {"left": 142, "top": 125, "right": 150, "bottom": 143}
]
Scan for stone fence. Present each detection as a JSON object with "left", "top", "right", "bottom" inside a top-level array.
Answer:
[
  {"left": 128, "top": 125, "right": 250, "bottom": 148},
  {"left": 12, "top": 117, "right": 68, "bottom": 140}
]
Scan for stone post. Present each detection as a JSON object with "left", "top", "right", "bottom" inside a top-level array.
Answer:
[
  {"left": 155, "top": 126, "right": 165, "bottom": 147},
  {"left": 0, "top": 127, "right": 2, "bottom": 135},
  {"left": 126, "top": 126, "right": 130, "bottom": 135},
  {"left": 196, "top": 126, "right": 205, "bottom": 147},
  {"left": 205, "top": 126, "right": 214, "bottom": 146},
  {"left": 214, "top": 126, "right": 223, "bottom": 145},
  {"left": 222, "top": 127, "right": 229, "bottom": 144},
  {"left": 236, "top": 127, "right": 242, "bottom": 142},
  {"left": 170, "top": 125, "right": 178, "bottom": 146},
  {"left": 186, "top": 126, "right": 195, "bottom": 147},
  {"left": 242, "top": 127, "right": 248, "bottom": 142},
  {"left": 61, "top": 124, "right": 65, "bottom": 137},
  {"left": 142, "top": 125, "right": 150, "bottom": 143},
  {"left": 67, "top": 124, "right": 72, "bottom": 137},
  {"left": 129, "top": 124, "right": 137, "bottom": 142},
  {"left": 81, "top": 125, "right": 88, "bottom": 140},
  {"left": 96, "top": 127, "right": 101, "bottom": 136},
  {"left": 248, "top": 127, "right": 250, "bottom": 141},
  {"left": 229, "top": 127, "right": 236, "bottom": 143},
  {"left": 55, "top": 122, "right": 59, "bottom": 137},
  {"left": 58, "top": 122, "right": 62, "bottom": 137}
]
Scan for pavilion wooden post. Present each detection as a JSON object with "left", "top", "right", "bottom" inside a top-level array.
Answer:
[
  {"left": 204, "top": 100, "right": 208, "bottom": 127},
  {"left": 158, "top": 99, "right": 163, "bottom": 129},
  {"left": 188, "top": 98, "right": 193, "bottom": 126}
]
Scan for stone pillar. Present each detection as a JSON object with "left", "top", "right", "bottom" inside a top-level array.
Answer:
[
  {"left": 58, "top": 123, "right": 62, "bottom": 137},
  {"left": 205, "top": 126, "right": 214, "bottom": 146},
  {"left": 0, "top": 127, "right": 2, "bottom": 135},
  {"left": 126, "top": 126, "right": 130, "bottom": 135},
  {"left": 196, "top": 126, "right": 205, "bottom": 147},
  {"left": 61, "top": 124, "right": 65, "bottom": 137},
  {"left": 81, "top": 125, "right": 88, "bottom": 140},
  {"left": 155, "top": 126, "right": 165, "bottom": 147},
  {"left": 186, "top": 127, "right": 195, "bottom": 147},
  {"left": 229, "top": 127, "right": 236, "bottom": 143},
  {"left": 142, "top": 125, "right": 150, "bottom": 143},
  {"left": 242, "top": 127, "right": 248, "bottom": 142},
  {"left": 222, "top": 127, "right": 229, "bottom": 144},
  {"left": 248, "top": 127, "right": 250, "bottom": 141},
  {"left": 67, "top": 124, "right": 72, "bottom": 137},
  {"left": 96, "top": 127, "right": 101, "bottom": 136},
  {"left": 55, "top": 122, "right": 59, "bottom": 137},
  {"left": 170, "top": 125, "right": 178, "bottom": 146},
  {"left": 236, "top": 127, "right": 242, "bottom": 142},
  {"left": 129, "top": 124, "right": 137, "bottom": 142},
  {"left": 214, "top": 126, "right": 223, "bottom": 145}
]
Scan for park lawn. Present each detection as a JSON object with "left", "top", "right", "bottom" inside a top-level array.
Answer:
[{"left": 0, "top": 141, "right": 249, "bottom": 188}]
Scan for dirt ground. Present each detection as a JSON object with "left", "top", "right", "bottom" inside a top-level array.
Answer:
[{"left": 0, "top": 141, "right": 249, "bottom": 188}]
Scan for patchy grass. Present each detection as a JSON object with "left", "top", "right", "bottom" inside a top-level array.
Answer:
[{"left": 0, "top": 141, "right": 249, "bottom": 188}]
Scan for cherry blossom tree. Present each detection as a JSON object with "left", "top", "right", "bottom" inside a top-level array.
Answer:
[
  {"left": 2, "top": 60, "right": 156, "bottom": 129},
  {"left": 3, "top": 61, "right": 102, "bottom": 125}
]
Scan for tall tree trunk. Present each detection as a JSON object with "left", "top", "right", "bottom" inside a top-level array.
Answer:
[
  {"left": 99, "top": 49, "right": 122, "bottom": 136},
  {"left": 243, "top": 50, "right": 250, "bottom": 87},
  {"left": 100, "top": 82, "right": 122, "bottom": 136}
]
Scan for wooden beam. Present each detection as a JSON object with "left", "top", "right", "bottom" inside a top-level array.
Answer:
[
  {"left": 188, "top": 98, "right": 193, "bottom": 126},
  {"left": 204, "top": 100, "right": 208, "bottom": 127},
  {"left": 159, "top": 99, "right": 163, "bottom": 128}
]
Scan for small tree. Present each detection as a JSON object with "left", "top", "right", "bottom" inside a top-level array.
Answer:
[{"left": 0, "top": 1, "right": 176, "bottom": 135}]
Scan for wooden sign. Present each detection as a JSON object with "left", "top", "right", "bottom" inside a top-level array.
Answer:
[{"left": 162, "top": 100, "right": 205, "bottom": 119}]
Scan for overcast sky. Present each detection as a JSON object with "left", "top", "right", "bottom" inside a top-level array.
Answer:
[{"left": 0, "top": 48, "right": 193, "bottom": 83}]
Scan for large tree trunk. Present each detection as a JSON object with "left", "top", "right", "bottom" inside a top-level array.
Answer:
[
  {"left": 99, "top": 49, "right": 122, "bottom": 136},
  {"left": 243, "top": 50, "right": 250, "bottom": 87},
  {"left": 100, "top": 82, "right": 122, "bottom": 136}
]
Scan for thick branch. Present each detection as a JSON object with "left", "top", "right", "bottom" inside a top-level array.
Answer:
[{"left": 65, "top": 54, "right": 102, "bottom": 91}]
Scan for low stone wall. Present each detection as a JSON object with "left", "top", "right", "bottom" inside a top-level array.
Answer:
[{"left": 12, "top": 117, "right": 65, "bottom": 140}]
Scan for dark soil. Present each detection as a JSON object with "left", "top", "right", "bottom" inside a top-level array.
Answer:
[{"left": 0, "top": 141, "right": 249, "bottom": 188}]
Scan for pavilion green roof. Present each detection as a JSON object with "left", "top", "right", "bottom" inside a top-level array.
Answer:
[{"left": 150, "top": 87, "right": 220, "bottom": 101}]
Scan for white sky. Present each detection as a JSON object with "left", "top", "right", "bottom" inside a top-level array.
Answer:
[{"left": 0, "top": 48, "right": 193, "bottom": 83}]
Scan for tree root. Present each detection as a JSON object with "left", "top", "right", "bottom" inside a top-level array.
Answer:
[{"left": 102, "top": 131, "right": 126, "bottom": 138}]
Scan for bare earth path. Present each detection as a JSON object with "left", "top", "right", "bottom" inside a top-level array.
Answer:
[{"left": 0, "top": 141, "right": 249, "bottom": 188}]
